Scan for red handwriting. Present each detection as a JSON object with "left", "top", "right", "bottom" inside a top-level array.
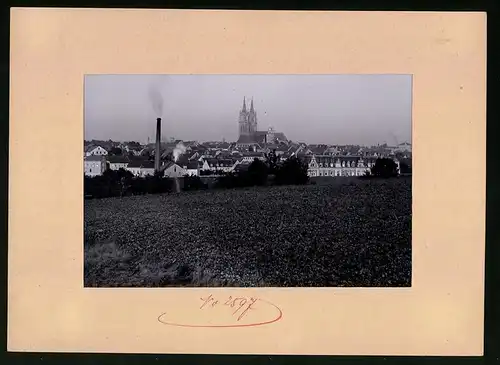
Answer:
[
  {"left": 200, "top": 294, "right": 258, "bottom": 321},
  {"left": 158, "top": 294, "right": 283, "bottom": 328}
]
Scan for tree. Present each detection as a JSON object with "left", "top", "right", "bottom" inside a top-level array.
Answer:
[
  {"left": 274, "top": 156, "right": 309, "bottom": 185},
  {"left": 370, "top": 158, "right": 399, "bottom": 178},
  {"left": 246, "top": 158, "right": 269, "bottom": 186},
  {"left": 109, "top": 147, "right": 123, "bottom": 156},
  {"left": 183, "top": 175, "right": 208, "bottom": 191},
  {"left": 265, "top": 149, "right": 279, "bottom": 174},
  {"left": 399, "top": 160, "right": 411, "bottom": 174}
]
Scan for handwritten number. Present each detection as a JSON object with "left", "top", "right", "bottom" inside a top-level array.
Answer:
[
  {"left": 199, "top": 295, "right": 260, "bottom": 321},
  {"left": 232, "top": 299, "right": 247, "bottom": 316},
  {"left": 237, "top": 297, "right": 258, "bottom": 321}
]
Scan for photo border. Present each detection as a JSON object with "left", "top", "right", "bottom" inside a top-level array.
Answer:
[{"left": 4, "top": 2, "right": 496, "bottom": 364}]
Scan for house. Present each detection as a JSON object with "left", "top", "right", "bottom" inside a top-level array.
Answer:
[
  {"left": 305, "top": 145, "right": 328, "bottom": 156},
  {"left": 126, "top": 160, "right": 155, "bottom": 177},
  {"left": 302, "top": 155, "right": 381, "bottom": 177},
  {"left": 163, "top": 162, "right": 187, "bottom": 178},
  {"left": 240, "top": 152, "right": 266, "bottom": 163},
  {"left": 218, "top": 142, "right": 231, "bottom": 150},
  {"left": 198, "top": 153, "right": 217, "bottom": 162},
  {"left": 215, "top": 150, "right": 235, "bottom": 159},
  {"left": 183, "top": 141, "right": 199, "bottom": 149},
  {"left": 273, "top": 144, "right": 290, "bottom": 156},
  {"left": 129, "top": 146, "right": 145, "bottom": 156},
  {"left": 188, "top": 152, "right": 200, "bottom": 161},
  {"left": 201, "top": 158, "right": 238, "bottom": 174},
  {"left": 394, "top": 142, "right": 412, "bottom": 153},
  {"left": 176, "top": 160, "right": 200, "bottom": 176},
  {"left": 84, "top": 155, "right": 107, "bottom": 176},
  {"left": 234, "top": 161, "right": 252, "bottom": 174},
  {"left": 106, "top": 155, "right": 130, "bottom": 171},
  {"left": 85, "top": 145, "right": 108, "bottom": 157},
  {"left": 323, "top": 146, "right": 340, "bottom": 155}
]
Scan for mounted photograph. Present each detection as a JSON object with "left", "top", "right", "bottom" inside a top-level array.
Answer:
[{"left": 84, "top": 74, "right": 412, "bottom": 288}]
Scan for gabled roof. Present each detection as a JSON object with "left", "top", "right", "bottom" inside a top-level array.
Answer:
[
  {"left": 242, "top": 152, "right": 264, "bottom": 157},
  {"left": 309, "top": 146, "right": 327, "bottom": 154},
  {"left": 218, "top": 142, "right": 231, "bottom": 149},
  {"left": 205, "top": 158, "right": 237, "bottom": 167},
  {"left": 181, "top": 161, "right": 199, "bottom": 170},
  {"left": 234, "top": 163, "right": 251, "bottom": 173},
  {"left": 127, "top": 160, "right": 156, "bottom": 169},
  {"left": 106, "top": 155, "right": 130, "bottom": 163},
  {"left": 85, "top": 155, "right": 106, "bottom": 162},
  {"left": 275, "top": 144, "right": 289, "bottom": 152},
  {"left": 163, "top": 161, "right": 184, "bottom": 170},
  {"left": 236, "top": 135, "right": 257, "bottom": 144},
  {"left": 85, "top": 144, "right": 106, "bottom": 153}
]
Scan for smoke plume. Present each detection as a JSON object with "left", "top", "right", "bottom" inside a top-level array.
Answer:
[
  {"left": 173, "top": 142, "right": 187, "bottom": 162},
  {"left": 149, "top": 85, "right": 163, "bottom": 117}
]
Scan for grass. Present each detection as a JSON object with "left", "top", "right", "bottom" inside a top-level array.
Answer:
[{"left": 84, "top": 177, "right": 412, "bottom": 287}]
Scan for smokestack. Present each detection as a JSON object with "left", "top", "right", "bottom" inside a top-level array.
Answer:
[{"left": 155, "top": 117, "right": 161, "bottom": 173}]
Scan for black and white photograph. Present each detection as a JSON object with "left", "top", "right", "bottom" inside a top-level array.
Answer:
[{"left": 84, "top": 74, "right": 412, "bottom": 288}]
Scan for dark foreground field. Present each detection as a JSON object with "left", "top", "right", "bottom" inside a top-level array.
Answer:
[{"left": 84, "top": 177, "right": 412, "bottom": 287}]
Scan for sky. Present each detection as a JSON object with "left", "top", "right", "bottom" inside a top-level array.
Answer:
[{"left": 84, "top": 74, "right": 412, "bottom": 146}]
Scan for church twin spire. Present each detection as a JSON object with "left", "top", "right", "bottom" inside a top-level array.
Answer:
[
  {"left": 242, "top": 96, "right": 255, "bottom": 113},
  {"left": 239, "top": 96, "right": 257, "bottom": 137}
]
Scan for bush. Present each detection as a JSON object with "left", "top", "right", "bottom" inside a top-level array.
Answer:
[
  {"left": 399, "top": 161, "right": 412, "bottom": 175},
  {"left": 245, "top": 159, "right": 269, "bottom": 186},
  {"left": 200, "top": 169, "right": 225, "bottom": 176},
  {"left": 215, "top": 158, "right": 269, "bottom": 189},
  {"left": 214, "top": 172, "right": 246, "bottom": 189},
  {"left": 214, "top": 156, "right": 309, "bottom": 190},
  {"left": 183, "top": 175, "right": 208, "bottom": 191},
  {"left": 273, "top": 156, "right": 309, "bottom": 185},
  {"left": 84, "top": 168, "right": 174, "bottom": 199},
  {"left": 370, "top": 158, "right": 399, "bottom": 178}
]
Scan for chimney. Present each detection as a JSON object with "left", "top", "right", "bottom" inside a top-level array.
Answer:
[{"left": 155, "top": 117, "right": 161, "bottom": 173}]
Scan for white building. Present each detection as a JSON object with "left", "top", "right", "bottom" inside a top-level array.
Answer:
[
  {"left": 106, "top": 156, "right": 129, "bottom": 171},
  {"left": 85, "top": 145, "right": 108, "bottom": 157},
  {"left": 176, "top": 161, "right": 200, "bottom": 176},
  {"left": 240, "top": 152, "right": 266, "bottom": 163},
  {"left": 84, "top": 155, "right": 107, "bottom": 176},
  {"left": 305, "top": 155, "right": 379, "bottom": 177},
  {"left": 394, "top": 142, "right": 412, "bottom": 153},
  {"left": 201, "top": 158, "right": 238, "bottom": 174},
  {"left": 126, "top": 161, "right": 155, "bottom": 177},
  {"left": 163, "top": 162, "right": 186, "bottom": 178}
]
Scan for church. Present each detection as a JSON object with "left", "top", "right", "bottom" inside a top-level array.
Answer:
[{"left": 236, "top": 97, "right": 288, "bottom": 147}]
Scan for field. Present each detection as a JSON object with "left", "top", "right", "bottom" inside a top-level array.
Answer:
[{"left": 84, "top": 177, "right": 412, "bottom": 287}]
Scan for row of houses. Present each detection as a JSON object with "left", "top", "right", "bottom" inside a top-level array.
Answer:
[
  {"left": 85, "top": 140, "right": 412, "bottom": 160},
  {"left": 84, "top": 153, "right": 410, "bottom": 178},
  {"left": 84, "top": 154, "right": 257, "bottom": 178}
]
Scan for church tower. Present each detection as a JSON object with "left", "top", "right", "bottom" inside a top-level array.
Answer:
[
  {"left": 239, "top": 97, "right": 250, "bottom": 137},
  {"left": 248, "top": 97, "right": 257, "bottom": 134}
]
